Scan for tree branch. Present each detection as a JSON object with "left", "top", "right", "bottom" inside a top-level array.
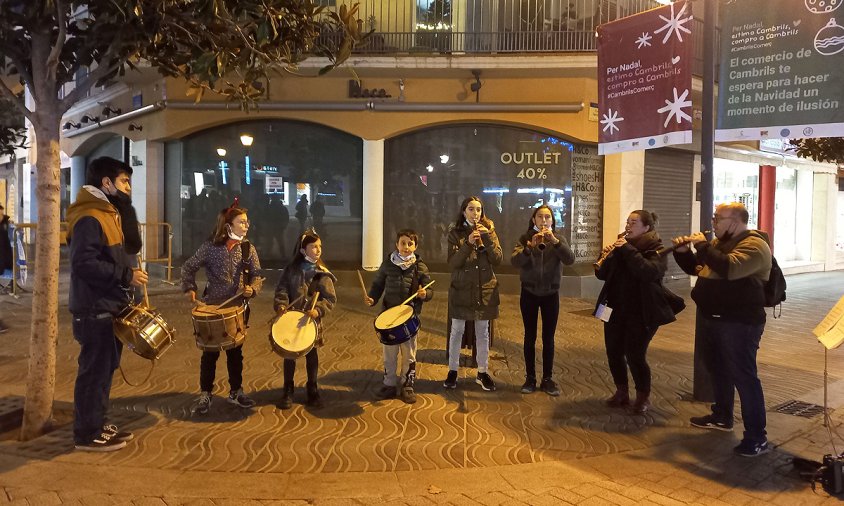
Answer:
[
  {"left": 163, "top": 21, "right": 214, "bottom": 54},
  {"left": 60, "top": 58, "right": 119, "bottom": 113},
  {"left": 232, "top": 22, "right": 273, "bottom": 63},
  {"left": 45, "top": 0, "right": 68, "bottom": 83},
  {"left": 0, "top": 79, "right": 30, "bottom": 122}
]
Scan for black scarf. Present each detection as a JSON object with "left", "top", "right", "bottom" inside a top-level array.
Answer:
[
  {"left": 107, "top": 190, "right": 142, "bottom": 255},
  {"left": 626, "top": 229, "right": 663, "bottom": 253}
]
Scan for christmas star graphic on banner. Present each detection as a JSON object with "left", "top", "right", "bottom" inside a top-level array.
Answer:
[{"left": 597, "top": 0, "right": 694, "bottom": 155}]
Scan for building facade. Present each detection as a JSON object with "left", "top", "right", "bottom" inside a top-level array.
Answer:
[{"left": 40, "top": 0, "right": 839, "bottom": 296}]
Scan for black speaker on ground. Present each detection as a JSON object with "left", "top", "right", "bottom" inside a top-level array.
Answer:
[{"left": 823, "top": 454, "right": 844, "bottom": 494}]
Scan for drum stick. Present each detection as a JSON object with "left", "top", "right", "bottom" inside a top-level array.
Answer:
[
  {"left": 214, "top": 290, "right": 245, "bottom": 311},
  {"left": 356, "top": 270, "right": 368, "bottom": 298},
  {"left": 136, "top": 254, "right": 150, "bottom": 308},
  {"left": 284, "top": 294, "right": 305, "bottom": 313},
  {"left": 192, "top": 303, "right": 215, "bottom": 314},
  {"left": 399, "top": 280, "right": 435, "bottom": 306},
  {"left": 142, "top": 279, "right": 150, "bottom": 308},
  {"left": 306, "top": 292, "right": 320, "bottom": 324}
]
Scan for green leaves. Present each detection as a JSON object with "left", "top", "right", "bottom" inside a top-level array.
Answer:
[
  {"left": 135, "top": 0, "right": 365, "bottom": 109},
  {"left": 0, "top": 97, "right": 26, "bottom": 158},
  {"left": 789, "top": 138, "right": 844, "bottom": 166},
  {"left": 0, "top": 0, "right": 364, "bottom": 112}
]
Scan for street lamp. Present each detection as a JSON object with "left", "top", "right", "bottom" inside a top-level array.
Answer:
[
  {"left": 240, "top": 134, "right": 253, "bottom": 185},
  {"left": 216, "top": 148, "right": 228, "bottom": 185}
]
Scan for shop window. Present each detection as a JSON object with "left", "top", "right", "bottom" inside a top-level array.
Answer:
[
  {"left": 773, "top": 167, "right": 798, "bottom": 260},
  {"left": 384, "top": 124, "right": 603, "bottom": 270},
  {"left": 179, "top": 120, "right": 363, "bottom": 266},
  {"left": 714, "top": 159, "right": 759, "bottom": 229}
]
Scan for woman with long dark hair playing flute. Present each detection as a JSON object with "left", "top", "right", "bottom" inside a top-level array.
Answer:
[
  {"left": 593, "top": 210, "right": 676, "bottom": 414},
  {"left": 511, "top": 204, "right": 574, "bottom": 396},
  {"left": 443, "top": 196, "right": 503, "bottom": 391}
]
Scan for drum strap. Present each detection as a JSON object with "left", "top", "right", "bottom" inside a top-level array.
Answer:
[
  {"left": 240, "top": 240, "right": 253, "bottom": 288},
  {"left": 118, "top": 360, "right": 155, "bottom": 387}
]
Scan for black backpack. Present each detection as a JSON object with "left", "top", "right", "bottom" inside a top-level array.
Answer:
[{"left": 764, "top": 255, "right": 786, "bottom": 317}]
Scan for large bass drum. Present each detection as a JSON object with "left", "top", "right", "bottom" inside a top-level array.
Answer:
[{"left": 113, "top": 305, "right": 176, "bottom": 360}]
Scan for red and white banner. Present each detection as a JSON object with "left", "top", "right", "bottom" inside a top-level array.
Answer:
[{"left": 598, "top": 0, "right": 694, "bottom": 155}]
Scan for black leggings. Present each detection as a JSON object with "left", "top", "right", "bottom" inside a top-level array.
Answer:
[
  {"left": 283, "top": 348, "right": 319, "bottom": 387},
  {"left": 603, "top": 320, "right": 657, "bottom": 392},
  {"left": 200, "top": 346, "right": 243, "bottom": 393},
  {"left": 520, "top": 289, "right": 560, "bottom": 380}
]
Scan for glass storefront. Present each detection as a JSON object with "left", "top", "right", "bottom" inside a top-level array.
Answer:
[
  {"left": 713, "top": 158, "right": 759, "bottom": 229},
  {"left": 714, "top": 157, "right": 806, "bottom": 262},
  {"left": 773, "top": 167, "right": 798, "bottom": 260},
  {"left": 178, "top": 120, "right": 363, "bottom": 266},
  {"left": 384, "top": 124, "right": 603, "bottom": 271}
]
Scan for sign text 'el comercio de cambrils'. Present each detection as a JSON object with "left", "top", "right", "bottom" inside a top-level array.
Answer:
[{"left": 716, "top": 0, "right": 844, "bottom": 141}]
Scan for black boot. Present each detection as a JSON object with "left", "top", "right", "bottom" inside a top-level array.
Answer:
[
  {"left": 401, "top": 364, "right": 417, "bottom": 404},
  {"left": 606, "top": 384, "right": 630, "bottom": 408},
  {"left": 277, "top": 384, "right": 294, "bottom": 410},
  {"left": 631, "top": 390, "right": 651, "bottom": 414},
  {"left": 306, "top": 382, "right": 323, "bottom": 408}
]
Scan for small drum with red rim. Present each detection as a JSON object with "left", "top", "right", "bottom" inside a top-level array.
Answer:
[
  {"left": 374, "top": 305, "right": 419, "bottom": 345},
  {"left": 192, "top": 303, "right": 247, "bottom": 351},
  {"left": 269, "top": 310, "right": 318, "bottom": 359}
]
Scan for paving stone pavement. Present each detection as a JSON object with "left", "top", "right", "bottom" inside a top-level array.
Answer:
[{"left": 1, "top": 271, "right": 844, "bottom": 504}]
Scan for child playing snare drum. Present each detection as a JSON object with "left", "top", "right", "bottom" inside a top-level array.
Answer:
[
  {"left": 273, "top": 230, "right": 336, "bottom": 409},
  {"left": 365, "top": 229, "right": 433, "bottom": 404},
  {"left": 182, "top": 202, "right": 261, "bottom": 415}
]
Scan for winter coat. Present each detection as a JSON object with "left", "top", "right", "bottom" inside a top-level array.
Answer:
[
  {"left": 181, "top": 239, "right": 261, "bottom": 305},
  {"left": 511, "top": 229, "right": 575, "bottom": 296},
  {"left": 273, "top": 261, "right": 337, "bottom": 346},
  {"left": 368, "top": 254, "right": 434, "bottom": 316},
  {"left": 673, "top": 229, "right": 771, "bottom": 324},
  {"left": 594, "top": 230, "right": 675, "bottom": 327},
  {"left": 295, "top": 199, "right": 309, "bottom": 221},
  {"left": 66, "top": 186, "right": 135, "bottom": 316},
  {"left": 447, "top": 221, "right": 503, "bottom": 321}
]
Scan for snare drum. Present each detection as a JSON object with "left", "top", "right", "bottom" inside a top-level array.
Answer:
[
  {"left": 269, "top": 310, "right": 318, "bottom": 360},
  {"left": 192, "top": 303, "right": 247, "bottom": 351},
  {"left": 374, "top": 305, "right": 419, "bottom": 345},
  {"left": 114, "top": 305, "right": 176, "bottom": 360}
]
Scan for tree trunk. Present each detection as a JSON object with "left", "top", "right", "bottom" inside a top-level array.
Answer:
[{"left": 20, "top": 116, "right": 62, "bottom": 441}]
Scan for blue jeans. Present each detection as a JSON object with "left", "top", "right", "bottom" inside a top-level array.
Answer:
[
  {"left": 72, "top": 314, "right": 123, "bottom": 444},
  {"left": 697, "top": 310, "right": 766, "bottom": 443},
  {"left": 448, "top": 319, "right": 490, "bottom": 372}
]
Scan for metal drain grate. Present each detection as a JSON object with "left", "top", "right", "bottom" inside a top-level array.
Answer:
[{"left": 773, "top": 400, "right": 826, "bottom": 418}]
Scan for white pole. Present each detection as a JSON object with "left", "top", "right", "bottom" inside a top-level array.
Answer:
[{"left": 362, "top": 138, "right": 384, "bottom": 271}]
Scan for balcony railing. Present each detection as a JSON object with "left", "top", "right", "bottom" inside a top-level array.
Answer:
[
  {"left": 320, "top": 0, "right": 662, "bottom": 51},
  {"left": 319, "top": 1, "right": 717, "bottom": 75}
]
